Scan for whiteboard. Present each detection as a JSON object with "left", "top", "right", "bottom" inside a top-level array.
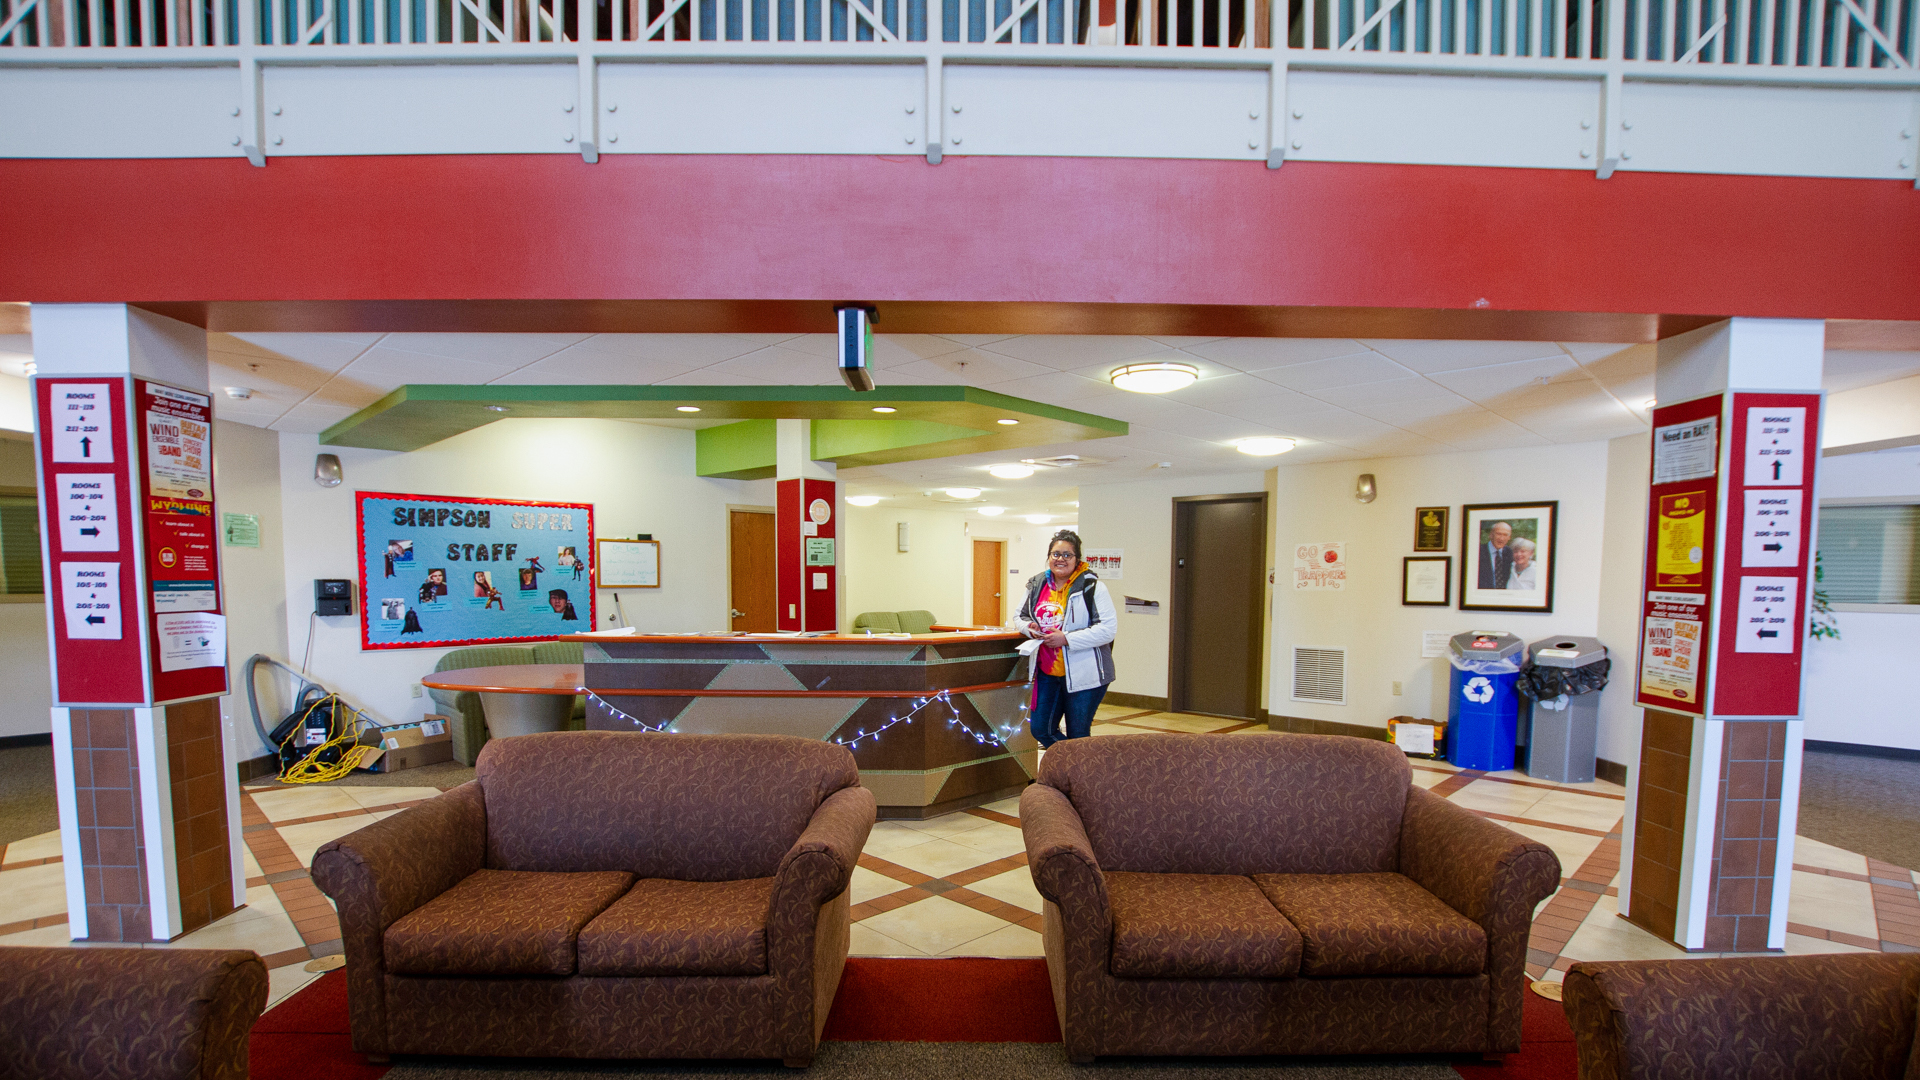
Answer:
[{"left": 595, "top": 540, "right": 660, "bottom": 588}]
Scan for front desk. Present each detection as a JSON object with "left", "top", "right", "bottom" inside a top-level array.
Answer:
[{"left": 577, "top": 630, "right": 1036, "bottom": 818}]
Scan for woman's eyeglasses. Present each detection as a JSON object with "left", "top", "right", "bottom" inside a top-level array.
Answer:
[{"left": 1049, "top": 552, "right": 1075, "bottom": 560}]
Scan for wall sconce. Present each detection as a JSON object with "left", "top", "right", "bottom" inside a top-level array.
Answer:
[
  {"left": 314, "top": 453, "right": 343, "bottom": 488},
  {"left": 1355, "top": 474, "right": 1377, "bottom": 503}
]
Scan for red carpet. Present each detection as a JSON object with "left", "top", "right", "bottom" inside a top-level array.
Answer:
[{"left": 251, "top": 960, "right": 1577, "bottom": 1077}]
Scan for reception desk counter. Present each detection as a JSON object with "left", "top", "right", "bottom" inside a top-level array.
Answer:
[{"left": 575, "top": 630, "right": 1037, "bottom": 818}]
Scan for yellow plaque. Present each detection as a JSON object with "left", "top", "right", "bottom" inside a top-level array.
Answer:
[{"left": 1656, "top": 491, "right": 1708, "bottom": 587}]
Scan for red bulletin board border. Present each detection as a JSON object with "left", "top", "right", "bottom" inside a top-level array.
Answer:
[
  {"left": 1709, "top": 392, "right": 1823, "bottom": 719},
  {"left": 354, "top": 490, "right": 596, "bottom": 651},
  {"left": 36, "top": 376, "right": 147, "bottom": 706},
  {"left": 1635, "top": 394, "right": 1724, "bottom": 716},
  {"left": 136, "top": 379, "right": 228, "bottom": 704}
]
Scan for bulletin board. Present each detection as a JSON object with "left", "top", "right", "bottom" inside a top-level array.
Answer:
[
  {"left": 356, "top": 491, "right": 595, "bottom": 650},
  {"left": 594, "top": 539, "right": 660, "bottom": 588}
]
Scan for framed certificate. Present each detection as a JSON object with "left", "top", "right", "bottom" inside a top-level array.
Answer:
[
  {"left": 1402, "top": 556, "right": 1451, "bottom": 606},
  {"left": 1413, "top": 507, "right": 1450, "bottom": 552}
]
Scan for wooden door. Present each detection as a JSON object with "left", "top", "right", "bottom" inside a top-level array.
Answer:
[
  {"left": 972, "top": 540, "right": 1005, "bottom": 625},
  {"left": 729, "top": 510, "right": 776, "bottom": 632},
  {"left": 1169, "top": 493, "right": 1268, "bottom": 718}
]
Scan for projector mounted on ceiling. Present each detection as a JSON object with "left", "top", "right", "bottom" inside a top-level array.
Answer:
[{"left": 835, "top": 304, "right": 876, "bottom": 392}]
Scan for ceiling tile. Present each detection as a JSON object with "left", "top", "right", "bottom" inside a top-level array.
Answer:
[
  {"left": 1130, "top": 402, "right": 1293, "bottom": 442},
  {"left": 1424, "top": 355, "right": 1582, "bottom": 402},
  {"left": 497, "top": 351, "right": 710, "bottom": 384},
  {"left": 1198, "top": 392, "right": 1352, "bottom": 425},
  {"left": 208, "top": 352, "right": 337, "bottom": 396},
  {"left": 219, "top": 332, "right": 382, "bottom": 370},
  {"left": 974, "top": 335, "right": 1169, "bottom": 370},
  {"left": 375, "top": 333, "right": 591, "bottom": 366},
  {"left": 984, "top": 371, "right": 1127, "bottom": 405},
  {"left": 1252, "top": 352, "right": 1415, "bottom": 393},
  {"left": 1402, "top": 409, "right": 1552, "bottom": 451},
  {"left": 1559, "top": 342, "right": 1640, "bottom": 365},
  {"left": 1821, "top": 350, "right": 1920, "bottom": 394},
  {"left": 770, "top": 333, "right": 972, "bottom": 368},
  {"left": 1358, "top": 339, "right": 1568, "bottom": 374},
  {"left": 894, "top": 349, "right": 1055, "bottom": 384},
  {"left": 342, "top": 347, "right": 522, "bottom": 384},
  {"left": 549, "top": 333, "right": 790, "bottom": 367},
  {"left": 1350, "top": 396, "right": 1483, "bottom": 426},
  {"left": 1267, "top": 410, "right": 1406, "bottom": 447},
  {"left": 696, "top": 346, "right": 846, "bottom": 384},
  {"left": 1179, "top": 338, "right": 1369, "bottom": 371},
  {"left": 1307, "top": 376, "right": 1464, "bottom": 410},
  {"left": 269, "top": 402, "right": 361, "bottom": 434},
  {"left": 1160, "top": 372, "right": 1305, "bottom": 410},
  {"left": 1144, "top": 336, "right": 1228, "bottom": 348}
]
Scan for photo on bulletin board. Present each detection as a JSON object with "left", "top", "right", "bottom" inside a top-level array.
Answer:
[
  {"left": 1413, "top": 507, "right": 1450, "bottom": 552},
  {"left": 595, "top": 539, "right": 661, "bottom": 588},
  {"left": 355, "top": 491, "right": 595, "bottom": 650},
  {"left": 1459, "top": 501, "right": 1557, "bottom": 613},
  {"left": 1402, "top": 557, "right": 1452, "bottom": 606}
]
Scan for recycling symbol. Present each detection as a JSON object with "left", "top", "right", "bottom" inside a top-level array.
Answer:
[{"left": 1462, "top": 677, "right": 1495, "bottom": 704}]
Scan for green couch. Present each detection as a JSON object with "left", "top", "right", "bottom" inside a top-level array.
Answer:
[
  {"left": 851, "top": 609, "right": 939, "bottom": 634},
  {"left": 429, "top": 642, "right": 587, "bottom": 766}
]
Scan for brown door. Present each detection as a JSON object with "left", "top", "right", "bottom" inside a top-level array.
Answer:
[
  {"left": 1169, "top": 493, "right": 1268, "bottom": 718},
  {"left": 729, "top": 510, "right": 776, "bottom": 632},
  {"left": 972, "top": 540, "right": 1005, "bottom": 625}
]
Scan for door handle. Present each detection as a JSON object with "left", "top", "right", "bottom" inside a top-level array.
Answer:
[
  {"left": 994, "top": 592, "right": 1001, "bottom": 597},
  {"left": 730, "top": 608, "right": 745, "bottom": 618}
]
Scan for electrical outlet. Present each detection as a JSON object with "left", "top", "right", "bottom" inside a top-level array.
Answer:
[
  {"left": 411, "top": 684, "right": 423, "bottom": 698},
  {"left": 1392, "top": 681, "right": 1403, "bottom": 696}
]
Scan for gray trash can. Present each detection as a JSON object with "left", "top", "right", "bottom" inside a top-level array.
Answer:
[{"left": 1520, "top": 636, "right": 1608, "bottom": 783}]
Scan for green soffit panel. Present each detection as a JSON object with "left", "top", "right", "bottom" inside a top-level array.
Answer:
[{"left": 319, "top": 386, "right": 1129, "bottom": 475}]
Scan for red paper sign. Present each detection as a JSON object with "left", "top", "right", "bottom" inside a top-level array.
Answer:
[
  {"left": 136, "top": 379, "right": 226, "bottom": 704},
  {"left": 1635, "top": 395, "right": 1722, "bottom": 716}
]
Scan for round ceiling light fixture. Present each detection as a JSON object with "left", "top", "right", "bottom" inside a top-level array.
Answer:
[
  {"left": 676, "top": 405, "right": 701, "bottom": 413},
  {"left": 1110, "top": 361, "right": 1199, "bottom": 394},
  {"left": 978, "top": 506, "right": 1005, "bottom": 516},
  {"left": 872, "top": 406, "right": 898, "bottom": 414},
  {"left": 997, "top": 418, "right": 1019, "bottom": 425},
  {"left": 945, "top": 487, "right": 982, "bottom": 500},
  {"left": 1235, "top": 437, "right": 1298, "bottom": 456},
  {"left": 846, "top": 495, "right": 882, "bottom": 507},
  {"left": 485, "top": 405, "right": 511, "bottom": 413},
  {"left": 223, "top": 386, "right": 254, "bottom": 400},
  {"left": 988, "top": 463, "right": 1035, "bottom": 480},
  {"left": 1026, "top": 514, "right": 1051, "bottom": 524}
]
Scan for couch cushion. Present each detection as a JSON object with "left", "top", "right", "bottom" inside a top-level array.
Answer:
[
  {"left": 385, "top": 869, "right": 634, "bottom": 977},
  {"left": 1038, "top": 733, "right": 1412, "bottom": 876},
  {"left": 476, "top": 732, "right": 858, "bottom": 881},
  {"left": 1254, "top": 872, "right": 1487, "bottom": 978},
  {"left": 576, "top": 877, "right": 777, "bottom": 977},
  {"left": 1106, "top": 872, "right": 1302, "bottom": 979}
]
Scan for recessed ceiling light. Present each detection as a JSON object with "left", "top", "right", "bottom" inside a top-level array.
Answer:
[
  {"left": 988, "top": 464, "right": 1035, "bottom": 480},
  {"left": 1235, "top": 437, "right": 1297, "bottom": 456},
  {"left": 997, "top": 418, "right": 1019, "bottom": 425},
  {"left": 846, "top": 495, "right": 881, "bottom": 507},
  {"left": 1110, "top": 361, "right": 1199, "bottom": 394},
  {"left": 223, "top": 386, "right": 254, "bottom": 400},
  {"left": 485, "top": 405, "right": 511, "bottom": 413},
  {"left": 872, "top": 406, "right": 897, "bottom": 414},
  {"left": 978, "top": 506, "right": 1005, "bottom": 516},
  {"left": 1642, "top": 398, "right": 1657, "bottom": 410},
  {"left": 1026, "top": 514, "right": 1051, "bottom": 524},
  {"left": 676, "top": 405, "right": 701, "bottom": 413},
  {"left": 945, "top": 487, "right": 982, "bottom": 500}
]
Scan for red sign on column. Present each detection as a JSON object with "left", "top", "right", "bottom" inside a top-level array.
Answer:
[
  {"left": 135, "top": 380, "right": 227, "bottom": 703},
  {"left": 776, "top": 477, "right": 838, "bottom": 633},
  {"left": 1635, "top": 394, "right": 1723, "bottom": 716}
]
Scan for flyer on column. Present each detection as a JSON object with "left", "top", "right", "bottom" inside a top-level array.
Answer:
[
  {"left": 139, "top": 382, "right": 220, "bottom": 617},
  {"left": 1639, "top": 591, "right": 1706, "bottom": 707}
]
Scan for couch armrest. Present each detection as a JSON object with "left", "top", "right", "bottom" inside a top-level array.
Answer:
[
  {"left": 768, "top": 784, "right": 876, "bottom": 1064},
  {"left": 771, "top": 785, "right": 877, "bottom": 917},
  {"left": 309, "top": 780, "right": 487, "bottom": 1052},
  {"left": 1020, "top": 784, "right": 1109, "bottom": 923},
  {"left": 1398, "top": 785, "right": 1559, "bottom": 1053},
  {"left": 1564, "top": 955, "right": 1920, "bottom": 1080},
  {"left": 0, "top": 946, "right": 266, "bottom": 1080}
]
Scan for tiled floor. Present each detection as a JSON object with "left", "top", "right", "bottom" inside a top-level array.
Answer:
[{"left": 3, "top": 702, "right": 1916, "bottom": 1011}]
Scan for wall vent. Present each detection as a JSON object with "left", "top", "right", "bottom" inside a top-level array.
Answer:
[{"left": 1291, "top": 646, "right": 1347, "bottom": 706}]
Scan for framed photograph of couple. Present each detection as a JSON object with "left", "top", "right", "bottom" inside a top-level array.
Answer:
[{"left": 1459, "top": 502, "right": 1557, "bottom": 613}]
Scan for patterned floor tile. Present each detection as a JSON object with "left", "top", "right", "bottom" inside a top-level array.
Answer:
[
  {"left": 882, "top": 837, "right": 1013, "bottom": 881},
  {"left": 849, "top": 922, "right": 927, "bottom": 957},
  {"left": 963, "top": 866, "right": 1045, "bottom": 914},
  {"left": 247, "top": 786, "right": 363, "bottom": 822},
  {"left": 859, "top": 894, "right": 1012, "bottom": 954},
  {"left": 277, "top": 816, "right": 380, "bottom": 868},
  {"left": 946, "top": 922, "right": 1044, "bottom": 957},
  {"left": 849, "top": 866, "right": 904, "bottom": 906},
  {"left": 0, "top": 862, "right": 72, "bottom": 922},
  {"left": 339, "top": 786, "right": 441, "bottom": 810},
  {"left": 1793, "top": 835, "right": 1872, "bottom": 876},
  {"left": 942, "top": 822, "right": 1030, "bottom": 860},
  {"left": 1789, "top": 869, "right": 1880, "bottom": 941},
  {"left": 1, "top": 829, "right": 63, "bottom": 866},
  {"left": 1446, "top": 778, "right": 1550, "bottom": 818}
]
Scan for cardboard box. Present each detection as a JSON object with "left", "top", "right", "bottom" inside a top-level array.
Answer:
[{"left": 358, "top": 715, "right": 454, "bottom": 773}]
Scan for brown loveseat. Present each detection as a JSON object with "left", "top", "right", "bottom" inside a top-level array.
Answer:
[
  {"left": 1021, "top": 732, "right": 1561, "bottom": 1062},
  {"left": 1563, "top": 954, "right": 1920, "bottom": 1079},
  {"left": 311, "top": 731, "right": 875, "bottom": 1067},
  {"left": 0, "top": 945, "right": 267, "bottom": 1080}
]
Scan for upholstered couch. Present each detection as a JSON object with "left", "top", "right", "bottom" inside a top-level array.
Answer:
[
  {"left": 311, "top": 731, "right": 875, "bottom": 1066},
  {"left": 1563, "top": 954, "right": 1920, "bottom": 1080},
  {"left": 1021, "top": 732, "right": 1561, "bottom": 1062},
  {"left": 850, "top": 609, "right": 939, "bottom": 634},
  {"left": 0, "top": 945, "right": 267, "bottom": 1080},
  {"left": 430, "top": 641, "right": 587, "bottom": 765}
]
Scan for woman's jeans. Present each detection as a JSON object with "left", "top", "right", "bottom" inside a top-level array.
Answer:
[{"left": 1030, "top": 672, "right": 1107, "bottom": 749}]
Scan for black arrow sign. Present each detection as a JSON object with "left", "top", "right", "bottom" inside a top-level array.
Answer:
[
  {"left": 1757, "top": 629, "right": 1779, "bottom": 638},
  {"left": 79, "top": 527, "right": 99, "bottom": 537},
  {"left": 1771, "top": 460, "right": 1783, "bottom": 480},
  {"left": 1762, "top": 542, "right": 1782, "bottom": 552},
  {"left": 79, "top": 436, "right": 92, "bottom": 458},
  {"left": 84, "top": 614, "right": 106, "bottom": 625}
]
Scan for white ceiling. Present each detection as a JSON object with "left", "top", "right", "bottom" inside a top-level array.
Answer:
[{"left": 8, "top": 329, "right": 1920, "bottom": 520}]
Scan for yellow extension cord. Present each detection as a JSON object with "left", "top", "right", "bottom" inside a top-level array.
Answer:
[{"left": 276, "top": 692, "right": 375, "bottom": 784}]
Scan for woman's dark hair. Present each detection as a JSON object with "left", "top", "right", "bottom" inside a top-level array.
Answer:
[{"left": 1048, "top": 529, "right": 1083, "bottom": 560}]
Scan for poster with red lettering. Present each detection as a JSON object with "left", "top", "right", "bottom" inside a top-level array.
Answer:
[
  {"left": 1635, "top": 395, "right": 1722, "bottom": 716},
  {"left": 136, "top": 380, "right": 228, "bottom": 702}
]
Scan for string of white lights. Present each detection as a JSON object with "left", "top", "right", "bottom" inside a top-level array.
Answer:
[
  {"left": 586, "top": 686, "right": 1032, "bottom": 747},
  {"left": 585, "top": 689, "right": 678, "bottom": 733}
]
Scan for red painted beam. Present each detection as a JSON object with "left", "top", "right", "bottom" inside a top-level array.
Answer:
[{"left": 2, "top": 155, "right": 1916, "bottom": 324}]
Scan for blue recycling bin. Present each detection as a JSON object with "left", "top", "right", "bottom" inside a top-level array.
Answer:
[{"left": 1445, "top": 631, "right": 1526, "bottom": 771}]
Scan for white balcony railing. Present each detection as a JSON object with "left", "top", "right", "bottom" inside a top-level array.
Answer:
[{"left": 1, "top": 0, "right": 1912, "bottom": 70}]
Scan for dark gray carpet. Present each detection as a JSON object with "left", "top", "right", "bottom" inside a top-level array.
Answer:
[
  {"left": 1797, "top": 748, "right": 1920, "bottom": 871},
  {"left": 385, "top": 1043, "right": 1459, "bottom": 1079},
  {"left": 0, "top": 742, "right": 58, "bottom": 848}
]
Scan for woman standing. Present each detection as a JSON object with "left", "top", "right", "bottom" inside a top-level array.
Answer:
[{"left": 1012, "top": 529, "right": 1117, "bottom": 748}]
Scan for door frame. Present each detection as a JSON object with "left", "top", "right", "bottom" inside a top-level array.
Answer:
[
  {"left": 1167, "top": 492, "right": 1269, "bottom": 718},
  {"left": 726, "top": 504, "right": 775, "bottom": 629},
  {"left": 969, "top": 537, "right": 1009, "bottom": 626}
]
